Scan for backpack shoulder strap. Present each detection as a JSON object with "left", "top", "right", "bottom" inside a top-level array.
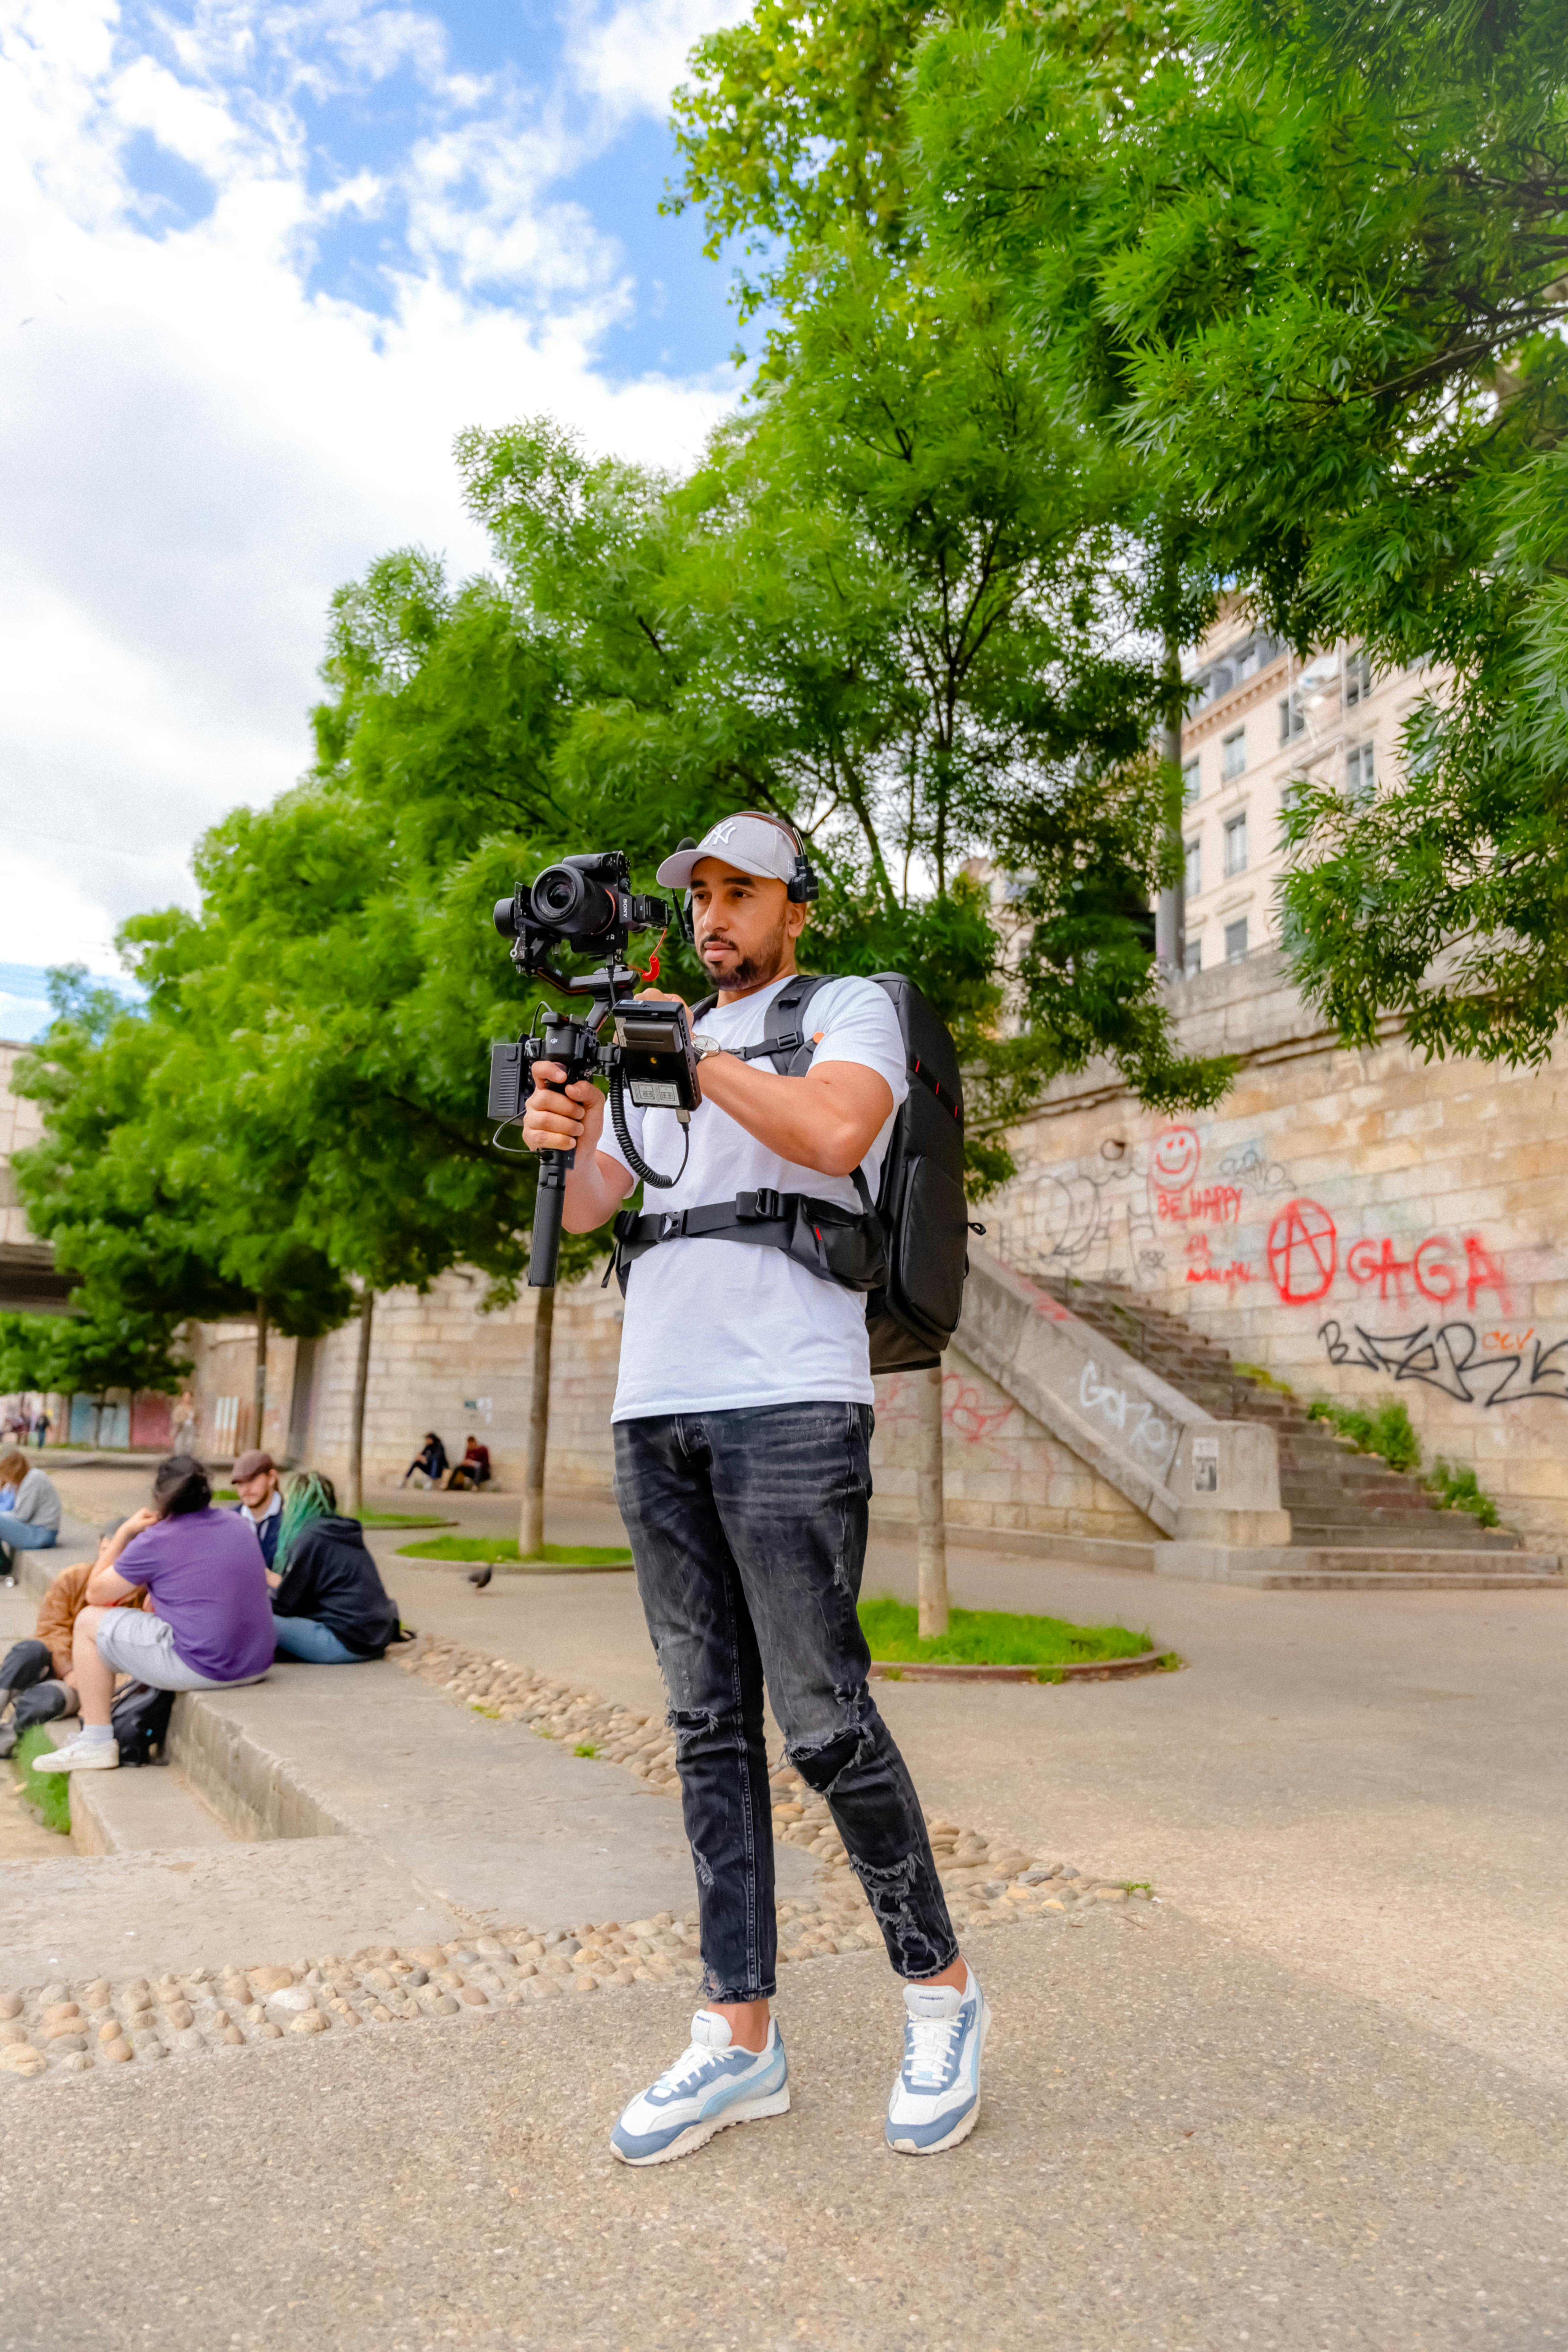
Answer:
[{"left": 727, "top": 972, "right": 839, "bottom": 1073}]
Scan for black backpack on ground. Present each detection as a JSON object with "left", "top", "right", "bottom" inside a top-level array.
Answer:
[
  {"left": 110, "top": 1681, "right": 176, "bottom": 1767},
  {"left": 611, "top": 971, "right": 972, "bottom": 1372}
]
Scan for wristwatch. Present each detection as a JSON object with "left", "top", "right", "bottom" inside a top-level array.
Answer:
[{"left": 691, "top": 1033, "right": 726, "bottom": 1063}]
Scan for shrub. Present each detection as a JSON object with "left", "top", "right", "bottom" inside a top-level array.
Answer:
[
  {"left": 1307, "top": 1394, "right": 1421, "bottom": 1474},
  {"left": 1426, "top": 1457, "right": 1501, "bottom": 1528}
]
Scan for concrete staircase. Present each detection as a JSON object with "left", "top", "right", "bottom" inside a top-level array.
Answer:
[{"left": 1031, "top": 1273, "right": 1560, "bottom": 1583}]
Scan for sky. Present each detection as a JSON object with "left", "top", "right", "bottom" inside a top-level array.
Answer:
[{"left": 0, "top": 0, "right": 753, "bottom": 1039}]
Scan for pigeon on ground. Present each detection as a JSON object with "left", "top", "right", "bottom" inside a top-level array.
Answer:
[{"left": 467, "top": 1565, "right": 493, "bottom": 1590}]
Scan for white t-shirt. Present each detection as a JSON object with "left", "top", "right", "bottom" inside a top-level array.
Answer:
[{"left": 598, "top": 974, "right": 908, "bottom": 1421}]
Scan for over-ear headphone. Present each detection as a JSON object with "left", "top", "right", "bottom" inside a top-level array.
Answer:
[{"left": 741, "top": 811, "right": 820, "bottom": 904}]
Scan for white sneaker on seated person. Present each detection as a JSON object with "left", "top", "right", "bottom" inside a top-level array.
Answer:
[{"left": 32, "top": 1729, "right": 118, "bottom": 1772}]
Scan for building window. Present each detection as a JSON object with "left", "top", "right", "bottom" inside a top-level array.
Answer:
[
  {"left": 1346, "top": 741, "right": 1376, "bottom": 799},
  {"left": 1224, "top": 917, "right": 1249, "bottom": 963},
  {"left": 1184, "top": 835, "right": 1202, "bottom": 896},
  {"left": 1344, "top": 647, "right": 1373, "bottom": 707},
  {"left": 1183, "top": 938, "right": 1203, "bottom": 977},
  {"left": 1223, "top": 812, "right": 1248, "bottom": 877},
  {"left": 1278, "top": 694, "right": 1305, "bottom": 743},
  {"left": 1181, "top": 756, "right": 1200, "bottom": 806},
  {"left": 1221, "top": 727, "right": 1246, "bottom": 780}
]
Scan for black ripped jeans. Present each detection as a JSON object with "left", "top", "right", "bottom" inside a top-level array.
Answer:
[{"left": 613, "top": 1400, "right": 958, "bottom": 2005}]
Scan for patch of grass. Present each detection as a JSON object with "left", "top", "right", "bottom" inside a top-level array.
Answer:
[
  {"left": 1307, "top": 1393, "right": 1423, "bottom": 1474},
  {"left": 396, "top": 1536, "right": 633, "bottom": 1567},
  {"left": 13, "top": 1726, "right": 70, "bottom": 1835},
  {"left": 360, "top": 1511, "right": 455, "bottom": 1529},
  {"left": 573, "top": 1741, "right": 600, "bottom": 1759},
  {"left": 1425, "top": 1455, "right": 1502, "bottom": 1528},
  {"left": 212, "top": 1487, "right": 238, "bottom": 1502},
  {"left": 469, "top": 1703, "right": 501, "bottom": 1720},
  {"left": 1233, "top": 1362, "right": 1295, "bottom": 1398},
  {"left": 858, "top": 1597, "right": 1152, "bottom": 1669}
]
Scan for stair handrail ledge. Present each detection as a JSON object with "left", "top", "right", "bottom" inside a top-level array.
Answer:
[{"left": 956, "top": 1243, "right": 1291, "bottom": 1546}]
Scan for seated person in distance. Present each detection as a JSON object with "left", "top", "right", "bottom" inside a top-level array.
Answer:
[
  {"left": 230, "top": 1447, "right": 284, "bottom": 1567},
  {"left": 268, "top": 1472, "right": 401, "bottom": 1664},
  {"left": 0, "top": 1449, "right": 62, "bottom": 1584},
  {"left": 0, "top": 1522, "right": 150, "bottom": 1755},
  {"left": 445, "top": 1434, "right": 492, "bottom": 1491},
  {"left": 400, "top": 1432, "right": 448, "bottom": 1489},
  {"left": 520, "top": 811, "right": 984, "bottom": 2169},
  {"left": 36, "top": 1454, "right": 276, "bottom": 1774}
]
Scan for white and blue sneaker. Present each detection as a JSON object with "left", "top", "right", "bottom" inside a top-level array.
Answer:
[
  {"left": 885, "top": 1967, "right": 989, "bottom": 2155},
  {"left": 610, "top": 2010, "right": 790, "bottom": 2167}
]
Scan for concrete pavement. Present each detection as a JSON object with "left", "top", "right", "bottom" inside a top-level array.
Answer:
[
  {"left": 6, "top": 1464, "right": 1568, "bottom": 2345},
  {"left": 4, "top": 1912, "right": 1567, "bottom": 2351}
]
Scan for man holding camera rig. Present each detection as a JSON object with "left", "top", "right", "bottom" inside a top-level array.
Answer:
[{"left": 520, "top": 812, "right": 985, "bottom": 2167}]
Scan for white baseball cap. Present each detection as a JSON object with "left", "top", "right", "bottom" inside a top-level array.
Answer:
[{"left": 655, "top": 813, "right": 801, "bottom": 892}]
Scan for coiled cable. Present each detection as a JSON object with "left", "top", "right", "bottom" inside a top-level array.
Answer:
[{"left": 609, "top": 1066, "right": 690, "bottom": 1190}]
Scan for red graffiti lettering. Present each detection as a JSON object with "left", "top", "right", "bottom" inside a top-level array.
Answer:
[
  {"left": 1347, "top": 1237, "right": 1413, "bottom": 1302},
  {"left": 1185, "top": 1233, "right": 1212, "bottom": 1261},
  {"left": 1412, "top": 1236, "right": 1458, "bottom": 1303},
  {"left": 1483, "top": 1328, "right": 1534, "bottom": 1352},
  {"left": 1150, "top": 1126, "right": 1200, "bottom": 1189},
  {"left": 941, "top": 1374, "right": 1015, "bottom": 1447},
  {"left": 1156, "top": 1185, "right": 1240, "bottom": 1222},
  {"left": 1464, "top": 1235, "right": 1511, "bottom": 1315},
  {"left": 1267, "top": 1200, "right": 1338, "bottom": 1305},
  {"left": 1185, "top": 1261, "right": 1254, "bottom": 1288}
]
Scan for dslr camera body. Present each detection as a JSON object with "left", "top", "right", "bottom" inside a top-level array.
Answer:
[{"left": 489, "top": 851, "right": 702, "bottom": 1288}]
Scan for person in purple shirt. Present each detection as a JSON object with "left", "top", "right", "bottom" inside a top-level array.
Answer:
[{"left": 36, "top": 1454, "right": 274, "bottom": 1775}]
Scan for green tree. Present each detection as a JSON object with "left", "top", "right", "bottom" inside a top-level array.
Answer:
[{"left": 912, "top": 0, "right": 1568, "bottom": 1063}]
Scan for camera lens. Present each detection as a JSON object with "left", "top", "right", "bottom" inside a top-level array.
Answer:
[
  {"left": 493, "top": 895, "right": 520, "bottom": 939},
  {"left": 533, "top": 867, "right": 584, "bottom": 925},
  {"left": 529, "top": 862, "right": 618, "bottom": 940}
]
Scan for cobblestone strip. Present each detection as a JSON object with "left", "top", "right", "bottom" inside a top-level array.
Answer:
[{"left": 0, "top": 1634, "right": 1152, "bottom": 2084}]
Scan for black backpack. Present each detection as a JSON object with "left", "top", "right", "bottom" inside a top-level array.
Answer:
[
  {"left": 109, "top": 1680, "right": 176, "bottom": 1767},
  {"left": 611, "top": 971, "right": 972, "bottom": 1372}
]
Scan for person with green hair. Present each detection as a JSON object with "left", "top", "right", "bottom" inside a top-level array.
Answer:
[{"left": 268, "top": 1472, "right": 401, "bottom": 1664}]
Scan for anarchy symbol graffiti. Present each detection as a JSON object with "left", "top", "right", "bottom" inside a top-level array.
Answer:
[{"left": 1267, "top": 1198, "right": 1338, "bottom": 1305}]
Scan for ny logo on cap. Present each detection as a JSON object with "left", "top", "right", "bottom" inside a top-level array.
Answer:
[{"left": 708, "top": 820, "right": 738, "bottom": 846}]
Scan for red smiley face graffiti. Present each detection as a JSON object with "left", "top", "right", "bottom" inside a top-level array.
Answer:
[{"left": 1150, "top": 1126, "right": 1201, "bottom": 1190}]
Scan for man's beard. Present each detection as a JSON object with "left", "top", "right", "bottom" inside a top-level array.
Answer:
[{"left": 703, "top": 916, "right": 789, "bottom": 992}]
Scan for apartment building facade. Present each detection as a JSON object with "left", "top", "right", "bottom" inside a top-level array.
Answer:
[{"left": 1176, "top": 605, "right": 1423, "bottom": 973}]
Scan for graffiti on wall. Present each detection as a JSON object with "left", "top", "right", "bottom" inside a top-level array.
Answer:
[
  {"left": 1025, "top": 1124, "right": 1291, "bottom": 1291},
  {"left": 1318, "top": 1320, "right": 1568, "bottom": 1407},
  {"left": 877, "top": 1369, "right": 1025, "bottom": 1465},
  {"left": 1077, "top": 1359, "right": 1179, "bottom": 1477},
  {"left": 1266, "top": 1204, "right": 1513, "bottom": 1315}
]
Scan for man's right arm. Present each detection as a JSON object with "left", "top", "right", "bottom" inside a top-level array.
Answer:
[{"left": 519, "top": 1060, "right": 635, "bottom": 1231}]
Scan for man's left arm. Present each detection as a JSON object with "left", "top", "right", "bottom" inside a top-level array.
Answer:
[{"left": 696, "top": 1055, "right": 893, "bottom": 1178}]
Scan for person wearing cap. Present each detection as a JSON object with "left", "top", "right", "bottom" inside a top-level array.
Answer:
[
  {"left": 520, "top": 811, "right": 984, "bottom": 2169},
  {"left": 231, "top": 1449, "right": 284, "bottom": 1569}
]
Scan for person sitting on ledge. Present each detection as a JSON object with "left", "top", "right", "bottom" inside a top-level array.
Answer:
[
  {"left": 0, "top": 1449, "right": 62, "bottom": 1587},
  {"left": 444, "top": 1434, "right": 492, "bottom": 1491},
  {"left": 35, "top": 1454, "right": 276, "bottom": 1775},
  {"left": 230, "top": 1447, "right": 284, "bottom": 1567},
  {"left": 400, "top": 1432, "right": 448, "bottom": 1489},
  {"left": 268, "top": 1471, "right": 401, "bottom": 1665},
  {"left": 0, "top": 1521, "right": 151, "bottom": 1756}
]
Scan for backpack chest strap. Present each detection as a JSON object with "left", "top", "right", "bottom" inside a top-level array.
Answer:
[{"left": 611, "top": 1170, "right": 882, "bottom": 1297}]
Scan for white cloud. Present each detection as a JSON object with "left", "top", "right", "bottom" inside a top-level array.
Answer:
[
  {"left": 567, "top": 0, "right": 753, "bottom": 117},
  {"left": 0, "top": 0, "right": 743, "bottom": 964}
]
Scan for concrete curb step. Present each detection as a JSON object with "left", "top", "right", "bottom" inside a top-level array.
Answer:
[{"left": 1223, "top": 1568, "right": 1568, "bottom": 1590}]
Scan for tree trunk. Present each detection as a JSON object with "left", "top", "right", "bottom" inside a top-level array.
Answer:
[
  {"left": 348, "top": 1289, "right": 374, "bottom": 1516},
  {"left": 916, "top": 1362, "right": 949, "bottom": 1639},
  {"left": 521, "top": 1284, "right": 554, "bottom": 1558},
  {"left": 253, "top": 1295, "right": 269, "bottom": 1459}
]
